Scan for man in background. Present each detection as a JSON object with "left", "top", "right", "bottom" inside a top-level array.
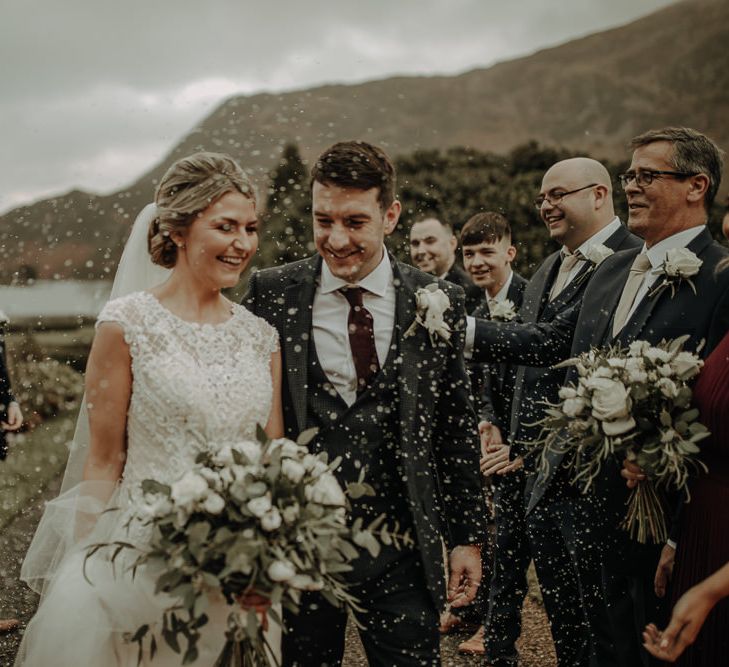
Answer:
[{"left": 410, "top": 215, "right": 483, "bottom": 313}]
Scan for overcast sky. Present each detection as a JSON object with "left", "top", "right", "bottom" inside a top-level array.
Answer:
[{"left": 1, "top": 0, "right": 677, "bottom": 214}]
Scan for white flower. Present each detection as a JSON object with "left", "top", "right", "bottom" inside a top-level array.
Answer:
[
  {"left": 141, "top": 493, "right": 173, "bottom": 518},
  {"left": 272, "top": 438, "right": 302, "bottom": 458},
  {"left": 247, "top": 495, "right": 272, "bottom": 517},
  {"left": 290, "top": 574, "right": 325, "bottom": 591},
  {"left": 671, "top": 351, "right": 702, "bottom": 380},
  {"left": 260, "top": 508, "right": 282, "bottom": 531},
  {"left": 625, "top": 357, "right": 648, "bottom": 384},
  {"left": 305, "top": 473, "right": 346, "bottom": 506},
  {"left": 267, "top": 560, "right": 296, "bottom": 583},
  {"left": 644, "top": 347, "right": 673, "bottom": 364},
  {"left": 282, "top": 503, "right": 300, "bottom": 524},
  {"left": 235, "top": 440, "right": 262, "bottom": 464},
  {"left": 657, "top": 378, "right": 679, "bottom": 398},
  {"left": 582, "top": 243, "right": 614, "bottom": 266},
  {"left": 303, "top": 454, "right": 328, "bottom": 477},
  {"left": 563, "top": 397, "right": 587, "bottom": 417},
  {"left": 489, "top": 299, "right": 517, "bottom": 322},
  {"left": 214, "top": 446, "right": 235, "bottom": 466},
  {"left": 602, "top": 416, "right": 637, "bottom": 436},
  {"left": 663, "top": 248, "right": 702, "bottom": 278},
  {"left": 558, "top": 386, "right": 578, "bottom": 400},
  {"left": 587, "top": 377, "right": 631, "bottom": 422},
  {"left": 202, "top": 492, "right": 226, "bottom": 515},
  {"left": 406, "top": 284, "right": 452, "bottom": 344},
  {"left": 628, "top": 340, "right": 651, "bottom": 357},
  {"left": 170, "top": 472, "right": 209, "bottom": 508},
  {"left": 281, "top": 458, "right": 306, "bottom": 483}
]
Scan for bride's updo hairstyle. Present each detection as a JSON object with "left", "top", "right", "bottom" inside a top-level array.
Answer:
[{"left": 148, "top": 152, "right": 256, "bottom": 268}]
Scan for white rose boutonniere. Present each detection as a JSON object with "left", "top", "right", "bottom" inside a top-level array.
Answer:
[
  {"left": 649, "top": 248, "right": 702, "bottom": 298},
  {"left": 490, "top": 299, "right": 517, "bottom": 322},
  {"left": 582, "top": 243, "right": 614, "bottom": 267},
  {"left": 405, "top": 283, "right": 452, "bottom": 345}
]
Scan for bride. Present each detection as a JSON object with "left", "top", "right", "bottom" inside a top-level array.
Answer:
[{"left": 15, "top": 152, "right": 283, "bottom": 666}]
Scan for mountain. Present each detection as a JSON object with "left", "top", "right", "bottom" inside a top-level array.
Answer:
[{"left": 2, "top": 0, "right": 727, "bottom": 282}]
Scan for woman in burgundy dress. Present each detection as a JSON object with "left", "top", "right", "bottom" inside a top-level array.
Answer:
[{"left": 647, "top": 328, "right": 729, "bottom": 665}]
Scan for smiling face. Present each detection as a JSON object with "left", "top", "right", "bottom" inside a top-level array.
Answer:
[
  {"left": 312, "top": 182, "right": 400, "bottom": 282},
  {"left": 462, "top": 237, "right": 516, "bottom": 297},
  {"left": 538, "top": 163, "right": 599, "bottom": 251},
  {"left": 174, "top": 191, "right": 258, "bottom": 290},
  {"left": 626, "top": 141, "right": 700, "bottom": 246},
  {"left": 409, "top": 218, "right": 457, "bottom": 276}
]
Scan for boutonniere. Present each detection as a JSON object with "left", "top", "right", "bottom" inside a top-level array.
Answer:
[
  {"left": 405, "top": 283, "right": 452, "bottom": 345},
  {"left": 648, "top": 248, "right": 702, "bottom": 298},
  {"left": 490, "top": 299, "right": 517, "bottom": 322},
  {"left": 571, "top": 243, "right": 614, "bottom": 289}
]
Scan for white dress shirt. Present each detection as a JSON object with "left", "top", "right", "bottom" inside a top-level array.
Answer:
[
  {"left": 312, "top": 249, "right": 396, "bottom": 406},
  {"left": 487, "top": 270, "right": 514, "bottom": 315},
  {"left": 463, "top": 218, "right": 623, "bottom": 358},
  {"left": 622, "top": 225, "right": 705, "bottom": 324}
]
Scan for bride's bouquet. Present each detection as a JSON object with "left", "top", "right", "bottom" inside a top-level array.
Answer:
[
  {"left": 86, "top": 427, "right": 410, "bottom": 666},
  {"left": 533, "top": 336, "right": 709, "bottom": 544}
]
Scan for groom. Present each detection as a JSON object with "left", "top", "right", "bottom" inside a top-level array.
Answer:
[{"left": 245, "top": 140, "right": 486, "bottom": 666}]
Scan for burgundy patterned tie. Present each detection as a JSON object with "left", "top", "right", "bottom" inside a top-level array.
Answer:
[{"left": 340, "top": 287, "right": 381, "bottom": 395}]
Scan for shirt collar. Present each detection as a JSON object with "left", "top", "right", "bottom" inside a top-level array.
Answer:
[
  {"left": 488, "top": 269, "right": 514, "bottom": 303},
  {"left": 643, "top": 225, "right": 705, "bottom": 270},
  {"left": 319, "top": 247, "right": 392, "bottom": 296},
  {"left": 573, "top": 217, "right": 622, "bottom": 257}
]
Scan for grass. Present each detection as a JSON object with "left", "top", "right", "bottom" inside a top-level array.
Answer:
[{"left": 0, "top": 411, "right": 77, "bottom": 530}]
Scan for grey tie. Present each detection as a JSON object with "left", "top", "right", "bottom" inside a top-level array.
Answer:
[
  {"left": 487, "top": 298, "right": 498, "bottom": 317},
  {"left": 611, "top": 253, "right": 653, "bottom": 336},
  {"left": 549, "top": 251, "right": 581, "bottom": 301}
]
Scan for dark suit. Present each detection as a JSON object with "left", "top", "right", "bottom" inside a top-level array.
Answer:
[
  {"left": 0, "top": 328, "right": 15, "bottom": 460},
  {"left": 444, "top": 262, "right": 484, "bottom": 315},
  {"left": 551, "top": 227, "right": 729, "bottom": 667},
  {"left": 470, "top": 224, "right": 641, "bottom": 667},
  {"left": 245, "top": 254, "right": 487, "bottom": 666}
]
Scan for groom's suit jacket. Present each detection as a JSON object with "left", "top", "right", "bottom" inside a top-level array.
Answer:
[
  {"left": 534, "top": 227, "right": 729, "bottom": 568},
  {"left": 469, "top": 225, "right": 640, "bottom": 478},
  {"left": 244, "top": 254, "right": 487, "bottom": 607}
]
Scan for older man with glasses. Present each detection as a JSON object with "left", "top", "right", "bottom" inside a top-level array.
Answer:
[{"left": 464, "top": 157, "right": 640, "bottom": 666}]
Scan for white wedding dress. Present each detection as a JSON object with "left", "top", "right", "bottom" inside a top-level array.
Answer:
[{"left": 16, "top": 291, "right": 282, "bottom": 666}]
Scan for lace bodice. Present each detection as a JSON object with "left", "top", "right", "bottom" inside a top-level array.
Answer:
[{"left": 96, "top": 291, "right": 278, "bottom": 502}]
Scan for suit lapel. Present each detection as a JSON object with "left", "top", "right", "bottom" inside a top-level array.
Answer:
[
  {"left": 283, "top": 257, "right": 319, "bottom": 434},
  {"left": 524, "top": 253, "right": 560, "bottom": 322},
  {"left": 617, "top": 228, "right": 714, "bottom": 344}
]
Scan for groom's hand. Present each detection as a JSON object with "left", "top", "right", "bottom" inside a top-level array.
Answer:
[{"left": 447, "top": 545, "right": 482, "bottom": 607}]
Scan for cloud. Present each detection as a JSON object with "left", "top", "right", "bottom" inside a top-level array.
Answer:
[{"left": 0, "top": 0, "right": 677, "bottom": 213}]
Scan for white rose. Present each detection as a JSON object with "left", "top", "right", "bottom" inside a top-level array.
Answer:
[
  {"left": 170, "top": 471, "right": 209, "bottom": 507},
  {"left": 657, "top": 378, "right": 678, "bottom": 398},
  {"left": 664, "top": 248, "right": 702, "bottom": 278},
  {"left": 268, "top": 560, "right": 296, "bottom": 583},
  {"left": 247, "top": 495, "right": 272, "bottom": 517},
  {"left": 582, "top": 243, "right": 614, "bottom": 266},
  {"left": 214, "top": 446, "right": 235, "bottom": 466},
  {"left": 281, "top": 458, "right": 306, "bottom": 483},
  {"left": 628, "top": 340, "right": 651, "bottom": 357},
  {"left": 260, "top": 508, "right": 282, "bottom": 531},
  {"left": 562, "top": 397, "right": 587, "bottom": 417},
  {"left": 202, "top": 492, "right": 226, "bottom": 515},
  {"left": 671, "top": 351, "right": 702, "bottom": 381},
  {"left": 416, "top": 286, "right": 450, "bottom": 321},
  {"left": 490, "top": 299, "right": 517, "bottom": 322},
  {"left": 235, "top": 440, "right": 262, "bottom": 464},
  {"left": 282, "top": 503, "right": 300, "bottom": 524},
  {"left": 305, "top": 473, "right": 346, "bottom": 506},
  {"left": 644, "top": 347, "right": 673, "bottom": 364},
  {"left": 290, "top": 574, "right": 325, "bottom": 591},
  {"left": 272, "top": 438, "right": 302, "bottom": 458},
  {"left": 625, "top": 357, "right": 648, "bottom": 384},
  {"left": 587, "top": 377, "right": 631, "bottom": 421},
  {"left": 558, "top": 386, "right": 578, "bottom": 400},
  {"left": 141, "top": 493, "right": 173, "bottom": 518},
  {"left": 607, "top": 358, "right": 627, "bottom": 369},
  {"left": 602, "top": 416, "right": 637, "bottom": 436},
  {"left": 303, "top": 454, "right": 328, "bottom": 476}
]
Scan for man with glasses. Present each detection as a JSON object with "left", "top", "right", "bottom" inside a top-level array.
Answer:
[{"left": 465, "top": 157, "right": 639, "bottom": 666}]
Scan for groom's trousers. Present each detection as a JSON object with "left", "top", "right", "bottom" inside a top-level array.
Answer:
[{"left": 281, "top": 547, "right": 440, "bottom": 667}]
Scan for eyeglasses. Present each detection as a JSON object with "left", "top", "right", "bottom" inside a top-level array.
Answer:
[
  {"left": 617, "top": 169, "right": 698, "bottom": 189},
  {"left": 533, "top": 183, "right": 597, "bottom": 210}
]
